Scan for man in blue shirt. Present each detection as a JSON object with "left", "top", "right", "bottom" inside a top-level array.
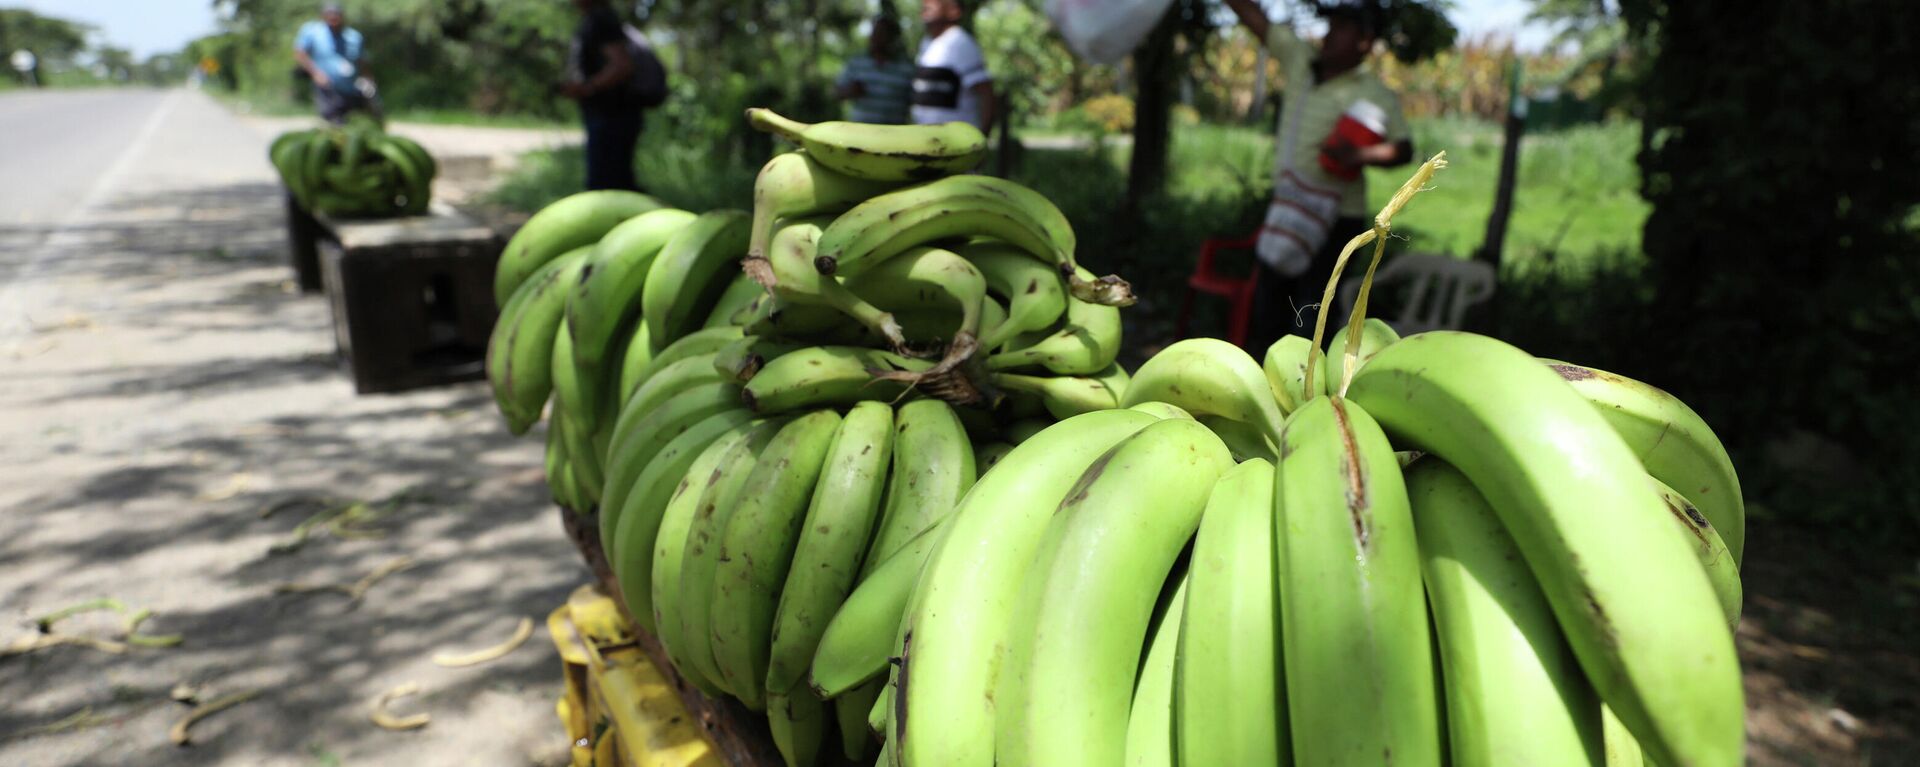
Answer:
[{"left": 293, "top": 2, "right": 372, "bottom": 124}]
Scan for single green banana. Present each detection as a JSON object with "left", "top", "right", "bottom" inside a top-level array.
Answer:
[
  {"left": 1126, "top": 401, "right": 1193, "bottom": 420},
  {"left": 619, "top": 353, "right": 725, "bottom": 429},
  {"left": 486, "top": 245, "right": 593, "bottom": 434},
  {"left": 1126, "top": 572, "right": 1188, "bottom": 767},
  {"left": 1348, "top": 331, "right": 1743, "bottom": 767},
  {"left": 735, "top": 293, "right": 869, "bottom": 342},
  {"left": 844, "top": 246, "right": 988, "bottom": 360},
  {"left": 674, "top": 413, "right": 789, "bottom": 700},
  {"left": 1176, "top": 458, "right": 1285, "bottom": 767},
  {"left": 1407, "top": 456, "right": 1603, "bottom": 767},
  {"left": 387, "top": 133, "right": 437, "bottom": 181},
  {"left": 704, "top": 271, "right": 768, "bottom": 330},
  {"left": 885, "top": 408, "right": 1164, "bottom": 767},
  {"left": 957, "top": 240, "right": 1069, "bottom": 352},
  {"left": 748, "top": 150, "right": 904, "bottom": 260},
  {"left": 993, "top": 419, "right": 1233, "bottom": 767},
  {"left": 626, "top": 326, "right": 745, "bottom": 404},
  {"left": 550, "top": 449, "right": 581, "bottom": 511},
  {"left": 749, "top": 216, "right": 904, "bottom": 348},
  {"left": 1196, "top": 414, "right": 1278, "bottom": 463},
  {"left": 1122, "top": 337, "right": 1287, "bottom": 446},
  {"left": 642, "top": 209, "right": 751, "bottom": 352},
  {"left": 300, "top": 128, "right": 334, "bottom": 208},
  {"left": 765, "top": 402, "right": 896, "bottom": 696},
  {"left": 746, "top": 108, "right": 986, "bottom": 181},
  {"left": 598, "top": 383, "right": 744, "bottom": 553},
  {"left": 569, "top": 208, "right": 698, "bottom": 418},
  {"left": 653, "top": 419, "right": 783, "bottom": 698},
  {"left": 615, "top": 319, "right": 655, "bottom": 408},
  {"left": 836, "top": 680, "right": 883, "bottom": 761},
  {"left": 990, "top": 362, "right": 1129, "bottom": 420},
  {"left": 713, "top": 335, "right": 805, "bottom": 383},
  {"left": 1275, "top": 396, "right": 1441, "bottom": 766},
  {"left": 496, "top": 189, "right": 662, "bottom": 305},
  {"left": 808, "top": 519, "right": 951, "bottom": 698},
  {"left": 1648, "top": 475, "right": 1743, "bottom": 628},
  {"left": 973, "top": 441, "right": 1014, "bottom": 475},
  {"left": 550, "top": 321, "right": 604, "bottom": 505},
  {"left": 543, "top": 413, "right": 570, "bottom": 507},
  {"left": 1263, "top": 334, "right": 1322, "bottom": 415},
  {"left": 610, "top": 408, "right": 755, "bottom": 634},
  {"left": 368, "top": 137, "right": 429, "bottom": 215},
  {"left": 1546, "top": 361, "right": 1746, "bottom": 563},
  {"left": 710, "top": 410, "right": 844, "bottom": 710},
  {"left": 767, "top": 690, "right": 828, "bottom": 767},
  {"left": 741, "top": 345, "right": 929, "bottom": 414},
  {"left": 1321, "top": 316, "right": 1402, "bottom": 396},
  {"left": 984, "top": 269, "right": 1121, "bottom": 375},
  {"left": 859, "top": 400, "right": 975, "bottom": 578},
  {"left": 1604, "top": 705, "right": 1645, "bottom": 767}
]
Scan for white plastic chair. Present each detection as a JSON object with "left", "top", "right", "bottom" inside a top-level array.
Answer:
[{"left": 1335, "top": 253, "right": 1496, "bottom": 335}]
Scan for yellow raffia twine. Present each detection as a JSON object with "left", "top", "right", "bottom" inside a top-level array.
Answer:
[{"left": 1303, "top": 152, "right": 1449, "bottom": 399}]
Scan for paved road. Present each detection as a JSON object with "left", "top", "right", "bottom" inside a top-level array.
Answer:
[{"left": 0, "top": 88, "right": 575, "bottom": 766}]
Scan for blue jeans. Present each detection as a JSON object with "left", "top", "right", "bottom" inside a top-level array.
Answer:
[{"left": 582, "top": 108, "right": 644, "bottom": 192}]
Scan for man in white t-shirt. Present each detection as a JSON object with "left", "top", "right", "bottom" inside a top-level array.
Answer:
[{"left": 911, "top": 0, "right": 995, "bottom": 132}]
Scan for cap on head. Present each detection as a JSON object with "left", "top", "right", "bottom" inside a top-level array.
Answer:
[{"left": 321, "top": 2, "right": 343, "bottom": 14}]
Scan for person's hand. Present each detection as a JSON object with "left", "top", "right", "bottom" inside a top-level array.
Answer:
[
  {"left": 1321, "top": 141, "right": 1360, "bottom": 170},
  {"left": 309, "top": 70, "right": 329, "bottom": 86}
]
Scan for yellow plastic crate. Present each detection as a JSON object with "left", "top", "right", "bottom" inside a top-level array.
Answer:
[{"left": 551, "top": 585, "right": 721, "bottom": 767}]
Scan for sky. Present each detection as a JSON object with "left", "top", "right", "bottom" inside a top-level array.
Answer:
[{"left": 10, "top": 0, "right": 1558, "bottom": 60}]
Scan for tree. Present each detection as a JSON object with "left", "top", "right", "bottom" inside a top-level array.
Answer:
[{"left": 0, "top": 8, "right": 91, "bottom": 83}]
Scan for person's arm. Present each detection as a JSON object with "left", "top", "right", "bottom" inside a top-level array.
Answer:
[
  {"left": 1325, "top": 139, "right": 1414, "bottom": 169},
  {"left": 1223, "top": 0, "right": 1270, "bottom": 43},
  {"left": 973, "top": 82, "right": 996, "bottom": 136},
  {"left": 292, "top": 29, "right": 327, "bottom": 85},
  {"left": 563, "top": 42, "right": 633, "bottom": 99}
]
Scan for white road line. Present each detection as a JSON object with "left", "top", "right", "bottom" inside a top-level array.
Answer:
[{"left": 0, "top": 89, "right": 182, "bottom": 341}]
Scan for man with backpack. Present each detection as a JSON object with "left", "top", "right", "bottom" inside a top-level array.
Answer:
[
  {"left": 561, "top": 0, "right": 668, "bottom": 191},
  {"left": 294, "top": 2, "right": 377, "bottom": 124}
]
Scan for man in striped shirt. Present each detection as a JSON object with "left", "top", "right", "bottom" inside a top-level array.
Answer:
[
  {"left": 836, "top": 14, "right": 917, "bottom": 124},
  {"left": 1226, "top": 0, "right": 1414, "bottom": 350}
]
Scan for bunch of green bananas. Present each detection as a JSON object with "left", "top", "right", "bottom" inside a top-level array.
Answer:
[
  {"left": 481, "top": 109, "right": 1171, "bottom": 765},
  {"left": 268, "top": 116, "right": 435, "bottom": 218}
]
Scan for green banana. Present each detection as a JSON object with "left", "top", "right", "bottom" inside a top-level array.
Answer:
[
  {"left": 387, "top": 133, "right": 436, "bottom": 181},
  {"left": 598, "top": 383, "right": 744, "bottom": 554},
  {"left": 748, "top": 150, "right": 904, "bottom": 260},
  {"left": 1604, "top": 705, "right": 1645, "bottom": 767},
  {"left": 1176, "top": 458, "right": 1285, "bottom": 767},
  {"left": 767, "top": 690, "right": 828, "bottom": 767},
  {"left": 973, "top": 441, "right": 1014, "bottom": 475},
  {"left": 1121, "top": 337, "right": 1287, "bottom": 445},
  {"left": 1275, "top": 396, "right": 1441, "bottom": 766},
  {"left": 1002, "top": 417, "right": 1052, "bottom": 445},
  {"left": 1263, "top": 334, "right": 1322, "bottom": 415},
  {"left": 486, "top": 245, "right": 593, "bottom": 435},
  {"left": 642, "top": 210, "right": 752, "bottom": 352},
  {"left": 673, "top": 413, "right": 790, "bottom": 700},
  {"left": 1321, "top": 316, "right": 1401, "bottom": 396},
  {"left": 887, "top": 408, "right": 1166, "bottom": 767},
  {"left": 616, "top": 320, "right": 655, "bottom": 408},
  {"left": 626, "top": 326, "right": 745, "bottom": 403},
  {"left": 984, "top": 269, "right": 1120, "bottom": 375},
  {"left": 713, "top": 335, "right": 805, "bottom": 383},
  {"left": 835, "top": 680, "right": 883, "bottom": 761},
  {"left": 1407, "top": 456, "right": 1602, "bottom": 766},
  {"left": 808, "top": 519, "right": 951, "bottom": 698},
  {"left": 750, "top": 216, "right": 904, "bottom": 348},
  {"left": 619, "top": 353, "right": 725, "bottom": 428},
  {"left": 989, "top": 362, "right": 1129, "bottom": 419},
  {"left": 1348, "top": 332, "right": 1743, "bottom": 767},
  {"left": 890, "top": 294, "right": 1007, "bottom": 348},
  {"left": 710, "top": 409, "right": 843, "bottom": 710},
  {"left": 736, "top": 293, "right": 869, "bottom": 342},
  {"left": 1126, "top": 572, "right": 1187, "bottom": 767},
  {"left": 653, "top": 419, "right": 783, "bottom": 698},
  {"left": 741, "top": 345, "right": 929, "bottom": 414},
  {"left": 993, "top": 418, "right": 1233, "bottom": 767},
  {"left": 957, "top": 240, "right": 1070, "bottom": 352},
  {"left": 765, "top": 402, "right": 895, "bottom": 697},
  {"left": 569, "top": 208, "right": 699, "bottom": 417},
  {"left": 550, "top": 323, "right": 604, "bottom": 506},
  {"left": 844, "top": 246, "right": 988, "bottom": 360},
  {"left": 1547, "top": 361, "right": 1746, "bottom": 563},
  {"left": 543, "top": 413, "right": 570, "bottom": 507},
  {"left": 704, "top": 271, "right": 768, "bottom": 330},
  {"left": 1648, "top": 475, "right": 1742, "bottom": 628},
  {"left": 496, "top": 189, "right": 661, "bottom": 305},
  {"left": 1126, "top": 401, "right": 1194, "bottom": 420},
  {"left": 859, "top": 400, "right": 974, "bottom": 578},
  {"left": 610, "top": 408, "right": 755, "bottom": 634},
  {"left": 746, "top": 108, "right": 986, "bottom": 181}
]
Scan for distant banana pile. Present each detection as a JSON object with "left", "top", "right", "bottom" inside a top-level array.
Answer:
[
  {"left": 268, "top": 117, "right": 435, "bottom": 218},
  {"left": 486, "top": 120, "right": 1748, "bottom": 767}
]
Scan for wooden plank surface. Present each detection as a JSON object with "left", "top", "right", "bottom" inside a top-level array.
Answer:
[{"left": 317, "top": 201, "right": 495, "bottom": 251}]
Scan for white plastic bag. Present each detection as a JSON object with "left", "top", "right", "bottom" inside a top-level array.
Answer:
[{"left": 1045, "top": 0, "right": 1178, "bottom": 65}]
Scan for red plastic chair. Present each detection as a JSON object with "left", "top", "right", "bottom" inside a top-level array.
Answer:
[{"left": 1174, "top": 233, "right": 1261, "bottom": 348}]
